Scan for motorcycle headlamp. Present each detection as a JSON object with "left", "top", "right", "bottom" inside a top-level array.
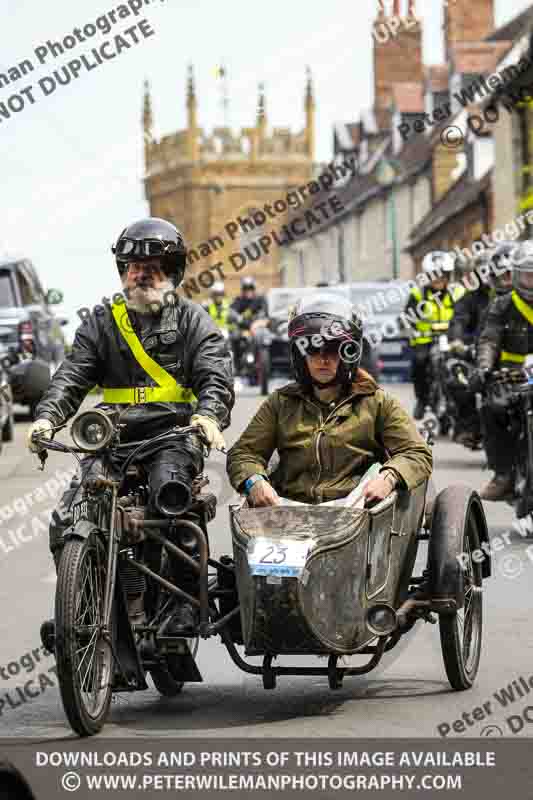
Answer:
[{"left": 71, "top": 409, "right": 116, "bottom": 452}]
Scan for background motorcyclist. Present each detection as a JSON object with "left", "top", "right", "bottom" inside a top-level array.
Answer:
[
  {"left": 227, "top": 294, "right": 432, "bottom": 508},
  {"left": 230, "top": 276, "right": 268, "bottom": 322},
  {"left": 228, "top": 277, "right": 268, "bottom": 376},
  {"left": 447, "top": 244, "right": 514, "bottom": 447},
  {"left": 476, "top": 239, "right": 533, "bottom": 501},
  {"left": 404, "top": 250, "right": 463, "bottom": 419},
  {"left": 206, "top": 281, "right": 239, "bottom": 331},
  {"left": 27, "top": 217, "right": 234, "bottom": 644}
]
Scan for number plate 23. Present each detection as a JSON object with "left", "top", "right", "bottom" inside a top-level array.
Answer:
[{"left": 247, "top": 537, "right": 312, "bottom": 578}]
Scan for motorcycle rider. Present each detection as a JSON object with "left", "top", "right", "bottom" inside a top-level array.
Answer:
[
  {"left": 206, "top": 281, "right": 238, "bottom": 330},
  {"left": 447, "top": 243, "right": 515, "bottom": 446},
  {"left": 227, "top": 294, "right": 432, "bottom": 507},
  {"left": 230, "top": 276, "right": 267, "bottom": 321},
  {"left": 404, "top": 251, "right": 464, "bottom": 419},
  {"left": 27, "top": 217, "right": 234, "bottom": 646},
  {"left": 229, "top": 277, "right": 268, "bottom": 375},
  {"left": 476, "top": 239, "right": 533, "bottom": 501}
]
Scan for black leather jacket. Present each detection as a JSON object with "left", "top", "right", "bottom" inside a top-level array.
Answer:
[
  {"left": 230, "top": 295, "right": 267, "bottom": 322},
  {"left": 449, "top": 286, "right": 492, "bottom": 344},
  {"left": 477, "top": 292, "right": 533, "bottom": 371},
  {"left": 36, "top": 298, "right": 234, "bottom": 439}
]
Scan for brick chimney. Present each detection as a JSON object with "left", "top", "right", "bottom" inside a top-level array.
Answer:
[
  {"left": 373, "top": 0, "right": 423, "bottom": 112},
  {"left": 444, "top": 0, "right": 495, "bottom": 60}
]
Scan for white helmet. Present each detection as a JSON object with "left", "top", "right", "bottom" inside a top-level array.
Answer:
[
  {"left": 422, "top": 251, "right": 455, "bottom": 275},
  {"left": 211, "top": 281, "right": 225, "bottom": 296}
]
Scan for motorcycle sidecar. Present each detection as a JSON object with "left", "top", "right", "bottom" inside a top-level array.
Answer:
[{"left": 225, "top": 480, "right": 489, "bottom": 691}]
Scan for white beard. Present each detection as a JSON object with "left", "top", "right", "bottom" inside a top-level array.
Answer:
[{"left": 124, "top": 279, "right": 175, "bottom": 314}]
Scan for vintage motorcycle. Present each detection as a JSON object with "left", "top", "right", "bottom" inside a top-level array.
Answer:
[
  {"left": 440, "top": 344, "right": 484, "bottom": 450},
  {"left": 34, "top": 410, "right": 490, "bottom": 737},
  {"left": 421, "top": 323, "right": 453, "bottom": 435},
  {"left": 483, "top": 367, "right": 533, "bottom": 525}
]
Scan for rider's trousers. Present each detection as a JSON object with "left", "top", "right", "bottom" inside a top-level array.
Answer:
[
  {"left": 410, "top": 344, "right": 432, "bottom": 404},
  {"left": 480, "top": 405, "right": 514, "bottom": 474}
]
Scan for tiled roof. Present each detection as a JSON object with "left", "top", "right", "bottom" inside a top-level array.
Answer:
[
  {"left": 392, "top": 82, "right": 424, "bottom": 113},
  {"left": 405, "top": 169, "right": 493, "bottom": 251}
]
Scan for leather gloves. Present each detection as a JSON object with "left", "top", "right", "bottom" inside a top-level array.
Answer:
[
  {"left": 190, "top": 414, "right": 227, "bottom": 452},
  {"left": 27, "top": 418, "right": 53, "bottom": 453},
  {"left": 449, "top": 339, "right": 466, "bottom": 356}
]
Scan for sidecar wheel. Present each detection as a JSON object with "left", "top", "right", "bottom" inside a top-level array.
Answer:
[{"left": 434, "top": 498, "right": 483, "bottom": 690}]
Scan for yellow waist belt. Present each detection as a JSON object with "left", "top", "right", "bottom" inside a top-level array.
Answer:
[{"left": 103, "top": 304, "right": 197, "bottom": 405}]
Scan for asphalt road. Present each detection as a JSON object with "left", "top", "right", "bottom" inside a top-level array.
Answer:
[{"left": 0, "top": 382, "right": 531, "bottom": 741}]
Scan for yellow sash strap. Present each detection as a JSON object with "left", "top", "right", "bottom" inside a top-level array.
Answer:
[
  {"left": 512, "top": 290, "right": 533, "bottom": 326},
  {"left": 103, "top": 304, "right": 197, "bottom": 405}
]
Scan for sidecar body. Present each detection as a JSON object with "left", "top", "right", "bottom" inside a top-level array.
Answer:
[
  {"left": 227, "top": 479, "right": 490, "bottom": 691},
  {"left": 230, "top": 483, "right": 425, "bottom": 656}
]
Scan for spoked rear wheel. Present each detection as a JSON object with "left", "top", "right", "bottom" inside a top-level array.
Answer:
[
  {"left": 439, "top": 513, "right": 483, "bottom": 690},
  {"left": 55, "top": 534, "right": 113, "bottom": 736}
]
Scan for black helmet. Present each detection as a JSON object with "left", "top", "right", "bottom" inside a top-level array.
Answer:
[
  {"left": 112, "top": 217, "right": 187, "bottom": 286},
  {"left": 511, "top": 239, "right": 533, "bottom": 303},
  {"left": 241, "top": 276, "right": 256, "bottom": 291},
  {"left": 489, "top": 241, "right": 515, "bottom": 295},
  {"left": 287, "top": 294, "right": 364, "bottom": 389}
]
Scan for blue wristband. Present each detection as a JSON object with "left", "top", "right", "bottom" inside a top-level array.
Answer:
[{"left": 243, "top": 474, "right": 266, "bottom": 495}]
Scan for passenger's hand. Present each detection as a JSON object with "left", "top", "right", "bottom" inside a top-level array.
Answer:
[
  {"left": 27, "top": 418, "right": 53, "bottom": 453},
  {"left": 362, "top": 476, "right": 394, "bottom": 506},
  {"left": 248, "top": 480, "right": 281, "bottom": 507},
  {"left": 190, "top": 414, "right": 227, "bottom": 452}
]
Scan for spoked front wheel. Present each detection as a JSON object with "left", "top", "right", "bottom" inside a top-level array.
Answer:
[
  {"left": 439, "top": 512, "right": 483, "bottom": 690},
  {"left": 55, "top": 534, "right": 114, "bottom": 736}
]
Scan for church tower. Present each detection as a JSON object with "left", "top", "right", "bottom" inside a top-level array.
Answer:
[{"left": 143, "top": 68, "right": 315, "bottom": 297}]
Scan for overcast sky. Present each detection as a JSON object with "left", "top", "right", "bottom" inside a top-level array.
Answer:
[{"left": 1, "top": 0, "right": 531, "bottom": 340}]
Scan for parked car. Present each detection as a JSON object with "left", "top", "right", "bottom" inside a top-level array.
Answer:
[
  {"left": 0, "top": 255, "right": 66, "bottom": 416},
  {"left": 0, "top": 358, "right": 14, "bottom": 446},
  {"left": 255, "top": 286, "right": 382, "bottom": 394},
  {"left": 347, "top": 281, "right": 412, "bottom": 382}
]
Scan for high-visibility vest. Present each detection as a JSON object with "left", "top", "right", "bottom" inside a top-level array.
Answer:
[
  {"left": 500, "top": 290, "right": 533, "bottom": 365},
  {"left": 102, "top": 304, "right": 197, "bottom": 405},
  {"left": 408, "top": 285, "right": 465, "bottom": 346},
  {"left": 208, "top": 300, "right": 232, "bottom": 329}
]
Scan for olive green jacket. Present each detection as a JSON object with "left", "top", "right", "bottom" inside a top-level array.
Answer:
[{"left": 227, "top": 372, "right": 433, "bottom": 503}]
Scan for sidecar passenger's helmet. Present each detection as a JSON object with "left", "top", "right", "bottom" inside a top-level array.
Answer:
[
  {"left": 287, "top": 294, "right": 364, "bottom": 389},
  {"left": 422, "top": 250, "right": 455, "bottom": 276},
  {"left": 511, "top": 240, "right": 533, "bottom": 303},
  {"left": 489, "top": 241, "right": 516, "bottom": 295},
  {"left": 112, "top": 217, "right": 187, "bottom": 287}
]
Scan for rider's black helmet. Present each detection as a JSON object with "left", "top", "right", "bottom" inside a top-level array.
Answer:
[
  {"left": 287, "top": 294, "right": 364, "bottom": 389},
  {"left": 241, "top": 276, "right": 256, "bottom": 291},
  {"left": 112, "top": 217, "right": 187, "bottom": 287}
]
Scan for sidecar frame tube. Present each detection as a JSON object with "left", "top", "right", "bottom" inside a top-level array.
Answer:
[{"left": 219, "top": 626, "right": 387, "bottom": 678}]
